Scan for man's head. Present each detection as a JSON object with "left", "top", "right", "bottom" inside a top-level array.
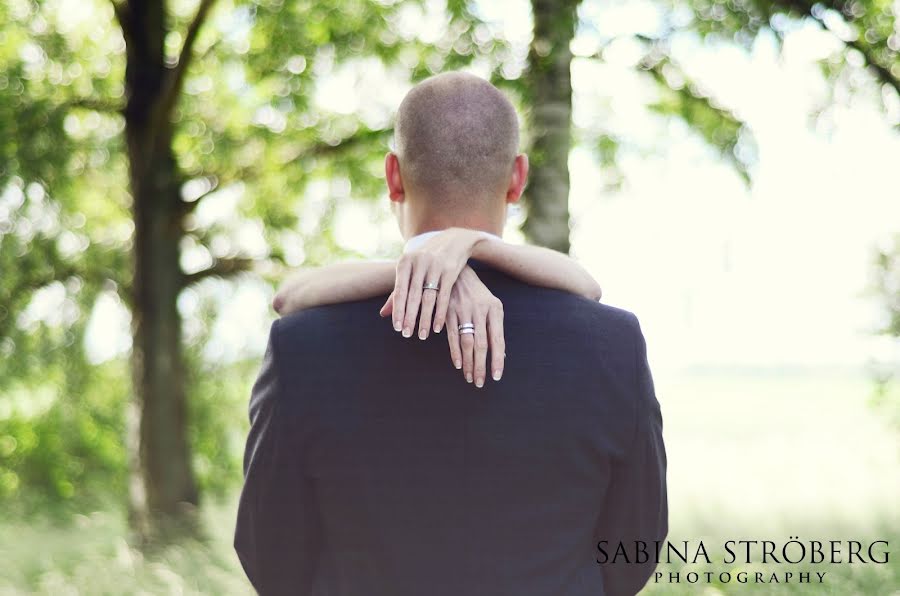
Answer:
[{"left": 385, "top": 72, "right": 528, "bottom": 238}]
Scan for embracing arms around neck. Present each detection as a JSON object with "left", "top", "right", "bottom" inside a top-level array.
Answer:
[
  {"left": 271, "top": 228, "right": 602, "bottom": 388},
  {"left": 273, "top": 228, "right": 602, "bottom": 316}
]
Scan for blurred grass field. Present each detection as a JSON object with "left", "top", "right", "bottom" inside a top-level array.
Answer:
[{"left": 1, "top": 368, "right": 898, "bottom": 595}]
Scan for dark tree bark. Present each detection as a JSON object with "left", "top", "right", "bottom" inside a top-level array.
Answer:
[
  {"left": 523, "top": 0, "right": 581, "bottom": 254},
  {"left": 115, "top": 0, "right": 216, "bottom": 540}
]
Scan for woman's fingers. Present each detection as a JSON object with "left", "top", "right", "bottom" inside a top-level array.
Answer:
[
  {"left": 402, "top": 261, "right": 426, "bottom": 338},
  {"left": 379, "top": 292, "right": 394, "bottom": 318},
  {"left": 459, "top": 309, "right": 475, "bottom": 384},
  {"left": 446, "top": 310, "right": 462, "bottom": 371},
  {"left": 487, "top": 302, "right": 505, "bottom": 381},
  {"left": 431, "top": 271, "right": 453, "bottom": 334},
  {"left": 417, "top": 270, "right": 439, "bottom": 340},
  {"left": 392, "top": 257, "right": 412, "bottom": 332},
  {"left": 391, "top": 260, "right": 504, "bottom": 389},
  {"left": 472, "top": 309, "right": 489, "bottom": 388}
]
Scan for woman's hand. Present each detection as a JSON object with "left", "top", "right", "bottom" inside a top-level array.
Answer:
[
  {"left": 445, "top": 266, "right": 505, "bottom": 387},
  {"left": 389, "top": 228, "right": 488, "bottom": 340},
  {"left": 380, "top": 266, "right": 505, "bottom": 388}
]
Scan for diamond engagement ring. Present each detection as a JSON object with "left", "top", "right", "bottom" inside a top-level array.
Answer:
[{"left": 423, "top": 281, "right": 440, "bottom": 291}]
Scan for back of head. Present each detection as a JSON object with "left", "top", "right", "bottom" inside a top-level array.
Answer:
[{"left": 394, "top": 72, "right": 519, "bottom": 207}]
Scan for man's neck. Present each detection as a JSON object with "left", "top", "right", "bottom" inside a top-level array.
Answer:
[
  {"left": 404, "top": 228, "right": 502, "bottom": 253},
  {"left": 405, "top": 215, "right": 504, "bottom": 240}
]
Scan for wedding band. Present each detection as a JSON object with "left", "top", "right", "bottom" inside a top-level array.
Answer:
[
  {"left": 459, "top": 328, "right": 475, "bottom": 335},
  {"left": 423, "top": 281, "right": 440, "bottom": 291}
]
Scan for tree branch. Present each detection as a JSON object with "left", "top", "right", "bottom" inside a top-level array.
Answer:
[
  {"left": 841, "top": 36, "right": 900, "bottom": 97},
  {"left": 64, "top": 97, "right": 125, "bottom": 115},
  {"left": 177, "top": 175, "right": 220, "bottom": 214},
  {"left": 196, "top": 37, "right": 222, "bottom": 64},
  {"left": 159, "top": 0, "right": 220, "bottom": 122},
  {"left": 179, "top": 127, "right": 391, "bottom": 212},
  {"left": 280, "top": 127, "right": 392, "bottom": 164},
  {"left": 774, "top": 0, "right": 900, "bottom": 97},
  {"left": 182, "top": 256, "right": 255, "bottom": 286},
  {"left": 177, "top": 164, "right": 260, "bottom": 213},
  {"left": 631, "top": 44, "right": 752, "bottom": 182}
]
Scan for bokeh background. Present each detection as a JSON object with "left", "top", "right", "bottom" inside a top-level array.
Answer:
[{"left": 1, "top": 0, "right": 898, "bottom": 593}]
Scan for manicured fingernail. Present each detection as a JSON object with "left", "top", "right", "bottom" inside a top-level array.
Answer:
[
  {"left": 433, "top": 324, "right": 441, "bottom": 333},
  {"left": 475, "top": 378, "right": 484, "bottom": 388},
  {"left": 493, "top": 370, "right": 502, "bottom": 381},
  {"left": 466, "top": 374, "right": 473, "bottom": 383},
  {"left": 402, "top": 328, "right": 411, "bottom": 338},
  {"left": 454, "top": 360, "right": 462, "bottom": 369},
  {"left": 394, "top": 321, "right": 402, "bottom": 331},
  {"left": 418, "top": 330, "right": 427, "bottom": 340}
]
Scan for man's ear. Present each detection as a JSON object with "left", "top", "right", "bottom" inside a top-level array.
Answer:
[
  {"left": 385, "top": 152, "right": 405, "bottom": 203},
  {"left": 505, "top": 154, "right": 529, "bottom": 204}
]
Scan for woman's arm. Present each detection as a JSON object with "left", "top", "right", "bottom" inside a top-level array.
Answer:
[
  {"left": 274, "top": 230, "right": 601, "bottom": 387},
  {"left": 275, "top": 229, "right": 601, "bottom": 320},
  {"left": 471, "top": 237, "right": 603, "bottom": 301},
  {"left": 274, "top": 260, "right": 508, "bottom": 388},
  {"left": 273, "top": 261, "right": 395, "bottom": 315}
]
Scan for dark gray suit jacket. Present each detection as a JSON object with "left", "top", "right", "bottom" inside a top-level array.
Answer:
[{"left": 235, "top": 264, "right": 667, "bottom": 596}]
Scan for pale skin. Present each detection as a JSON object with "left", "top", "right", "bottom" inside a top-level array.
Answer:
[
  {"left": 273, "top": 150, "right": 602, "bottom": 388},
  {"left": 274, "top": 228, "right": 602, "bottom": 387}
]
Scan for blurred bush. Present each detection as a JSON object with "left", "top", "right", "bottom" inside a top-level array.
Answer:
[{"left": 0, "top": 362, "right": 128, "bottom": 513}]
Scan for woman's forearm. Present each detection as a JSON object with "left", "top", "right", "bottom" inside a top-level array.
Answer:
[
  {"left": 470, "top": 238, "right": 602, "bottom": 301},
  {"left": 273, "top": 230, "right": 602, "bottom": 316},
  {"left": 274, "top": 261, "right": 396, "bottom": 314}
]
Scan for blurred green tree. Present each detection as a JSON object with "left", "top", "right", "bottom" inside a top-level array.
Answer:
[{"left": 0, "top": 0, "right": 504, "bottom": 541}]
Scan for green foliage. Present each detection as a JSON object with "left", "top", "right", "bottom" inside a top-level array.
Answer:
[
  {"left": 596, "top": 0, "right": 900, "bottom": 185},
  {"left": 0, "top": 361, "right": 129, "bottom": 511},
  {"left": 0, "top": 0, "right": 507, "bottom": 514},
  {"left": 645, "top": 56, "right": 752, "bottom": 181},
  {"left": 0, "top": 504, "right": 252, "bottom": 594},
  {"left": 667, "top": 0, "right": 900, "bottom": 114},
  {"left": 184, "top": 346, "right": 257, "bottom": 499}
]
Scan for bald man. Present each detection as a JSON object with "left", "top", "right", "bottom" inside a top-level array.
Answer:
[
  {"left": 387, "top": 71, "right": 524, "bottom": 237},
  {"left": 235, "top": 72, "right": 667, "bottom": 596}
]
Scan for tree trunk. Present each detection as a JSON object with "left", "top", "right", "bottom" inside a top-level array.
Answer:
[
  {"left": 121, "top": 0, "right": 197, "bottom": 541},
  {"left": 523, "top": 0, "right": 580, "bottom": 254}
]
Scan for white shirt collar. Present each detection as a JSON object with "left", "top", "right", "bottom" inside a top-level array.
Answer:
[{"left": 403, "top": 229, "right": 501, "bottom": 253}]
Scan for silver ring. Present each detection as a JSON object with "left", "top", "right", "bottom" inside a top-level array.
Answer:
[
  {"left": 458, "top": 323, "right": 475, "bottom": 330},
  {"left": 423, "top": 281, "right": 440, "bottom": 291},
  {"left": 459, "top": 328, "right": 475, "bottom": 335}
]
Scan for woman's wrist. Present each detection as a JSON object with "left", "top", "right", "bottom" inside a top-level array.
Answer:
[
  {"left": 466, "top": 230, "right": 500, "bottom": 260},
  {"left": 449, "top": 227, "right": 490, "bottom": 252}
]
